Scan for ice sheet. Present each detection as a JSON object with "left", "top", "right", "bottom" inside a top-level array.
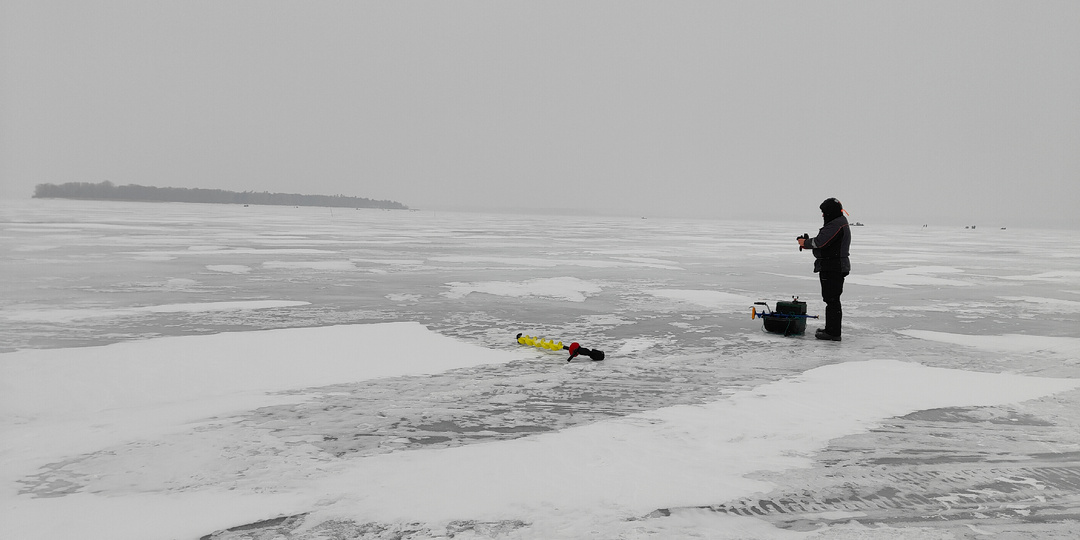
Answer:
[
  {"left": 996, "top": 295, "right": 1080, "bottom": 313},
  {"left": 0, "top": 323, "right": 530, "bottom": 474},
  {"left": 645, "top": 289, "right": 756, "bottom": 312},
  {"left": 4, "top": 353, "right": 1076, "bottom": 540},
  {"left": 443, "top": 277, "right": 603, "bottom": 302},
  {"left": 899, "top": 329, "right": 1080, "bottom": 358},
  {"left": 3, "top": 200, "right": 1079, "bottom": 540},
  {"left": 205, "top": 264, "right": 252, "bottom": 274},
  {"left": 0, "top": 300, "right": 310, "bottom": 323},
  {"left": 263, "top": 260, "right": 359, "bottom": 270},
  {"left": 846, "top": 266, "right": 973, "bottom": 289},
  {"left": 306, "top": 360, "right": 1079, "bottom": 525},
  {"left": 2, "top": 322, "right": 524, "bottom": 416}
]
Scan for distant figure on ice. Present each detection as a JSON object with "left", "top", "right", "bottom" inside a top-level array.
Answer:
[{"left": 797, "top": 198, "right": 851, "bottom": 341}]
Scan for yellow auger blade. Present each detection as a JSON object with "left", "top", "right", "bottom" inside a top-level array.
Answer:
[{"left": 517, "top": 334, "right": 568, "bottom": 352}]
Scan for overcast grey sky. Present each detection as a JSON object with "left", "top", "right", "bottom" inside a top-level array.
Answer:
[{"left": 2, "top": 1, "right": 1078, "bottom": 227}]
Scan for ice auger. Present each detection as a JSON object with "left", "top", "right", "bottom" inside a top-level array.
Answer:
[{"left": 516, "top": 333, "right": 605, "bottom": 362}]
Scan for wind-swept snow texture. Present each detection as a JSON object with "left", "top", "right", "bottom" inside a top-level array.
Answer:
[{"left": 2, "top": 200, "right": 1079, "bottom": 540}]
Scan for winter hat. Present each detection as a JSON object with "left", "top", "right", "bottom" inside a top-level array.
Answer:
[{"left": 820, "top": 198, "right": 843, "bottom": 221}]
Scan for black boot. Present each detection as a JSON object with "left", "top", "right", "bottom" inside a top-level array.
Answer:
[{"left": 815, "top": 328, "right": 841, "bottom": 341}]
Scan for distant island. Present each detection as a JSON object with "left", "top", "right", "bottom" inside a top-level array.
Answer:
[{"left": 32, "top": 181, "right": 409, "bottom": 210}]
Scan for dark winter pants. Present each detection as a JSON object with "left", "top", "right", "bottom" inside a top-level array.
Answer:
[{"left": 819, "top": 271, "right": 846, "bottom": 336}]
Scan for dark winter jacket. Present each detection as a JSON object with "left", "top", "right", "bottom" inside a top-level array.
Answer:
[{"left": 808, "top": 215, "right": 851, "bottom": 275}]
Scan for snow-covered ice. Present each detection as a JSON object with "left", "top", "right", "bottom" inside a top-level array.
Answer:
[
  {"left": 444, "top": 276, "right": 603, "bottom": 302},
  {"left": 2, "top": 200, "right": 1079, "bottom": 540},
  {"left": 898, "top": 330, "right": 1080, "bottom": 357},
  {"left": 0, "top": 300, "right": 310, "bottom": 323}
]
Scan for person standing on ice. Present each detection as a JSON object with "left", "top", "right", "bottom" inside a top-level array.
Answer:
[{"left": 798, "top": 197, "right": 851, "bottom": 341}]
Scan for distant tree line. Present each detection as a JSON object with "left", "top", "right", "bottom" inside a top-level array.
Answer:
[{"left": 32, "top": 181, "right": 408, "bottom": 210}]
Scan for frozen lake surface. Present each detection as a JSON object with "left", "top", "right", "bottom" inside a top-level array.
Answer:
[{"left": 2, "top": 199, "right": 1079, "bottom": 540}]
